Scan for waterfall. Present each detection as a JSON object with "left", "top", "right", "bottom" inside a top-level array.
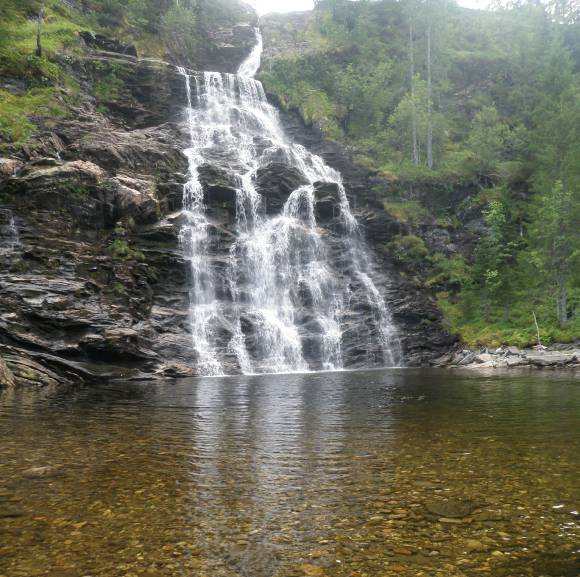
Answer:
[
  {"left": 0, "top": 208, "right": 20, "bottom": 253},
  {"left": 178, "top": 31, "right": 401, "bottom": 375}
]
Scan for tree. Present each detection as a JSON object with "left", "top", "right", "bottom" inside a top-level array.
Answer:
[
  {"left": 35, "top": 3, "right": 45, "bottom": 58},
  {"left": 409, "top": 17, "right": 419, "bottom": 165},
  {"left": 162, "top": 4, "right": 199, "bottom": 64},
  {"left": 532, "top": 181, "right": 580, "bottom": 325},
  {"left": 472, "top": 197, "right": 520, "bottom": 320},
  {"left": 425, "top": 0, "right": 433, "bottom": 169}
]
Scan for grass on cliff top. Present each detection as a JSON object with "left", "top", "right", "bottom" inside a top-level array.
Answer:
[
  {"left": 0, "top": 3, "right": 85, "bottom": 148},
  {"left": 0, "top": 88, "right": 66, "bottom": 148}
]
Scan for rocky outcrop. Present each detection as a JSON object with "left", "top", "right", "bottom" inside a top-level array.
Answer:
[
  {"left": 0, "top": 47, "right": 198, "bottom": 386},
  {"left": 79, "top": 31, "right": 138, "bottom": 57},
  {"left": 260, "top": 11, "right": 313, "bottom": 62},
  {"left": 433, "top": 345, "right": 580, "bottom": 369}
]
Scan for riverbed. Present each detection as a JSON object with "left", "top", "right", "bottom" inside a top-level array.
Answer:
[{"left": 1, "top": 369, "right": 578, "bottom": 577}]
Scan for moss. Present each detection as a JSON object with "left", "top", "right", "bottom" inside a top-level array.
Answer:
[
  {"left": 426, "top": 254, "right": 470, "bottom": 291},
  {"left": 385, "top": 234, "right": 430, "bottom": 267},
  {"left": 108, "top": 240, "right": 145, "bottom": 262},
  {"left": 92, "top": 62, "right": 125, "bottom": 103},
  {"left": 0, "top": 87, "right": 65, "bottom": 148},
  {"left": 112, "top": 281, "right": 127, "bottom": 295},
  {"left": 60, "top": 179, "right": 90, "bottom": 198},
  {"left": 383, "top": 200, "right": 428, "bottom": 225}
]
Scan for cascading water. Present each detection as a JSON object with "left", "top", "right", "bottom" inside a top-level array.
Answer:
[
  {"left": 178, "top": 30, "right": 401, "bottom": 375},
  {"left": 0, "top": 208, "right": 20, "bottom": 253}
]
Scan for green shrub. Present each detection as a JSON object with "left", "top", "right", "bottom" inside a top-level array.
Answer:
[
  {"left": 108, "top": 239, "right": 145, "bottom": 262},
  {"left": 383, "top": 200, "right": 428, "bottom": 225},
  {"left": 385, "top": 234, "right": 430, "bottom": 267}
]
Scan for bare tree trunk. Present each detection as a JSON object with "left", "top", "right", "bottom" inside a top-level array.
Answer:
[
  {"left": 36, "top": 4, "right": 45, "bottom": 58},
  {"left": 426, "top": 6, "right": 433, "bottom": 170},
  {"left": 533, "top": 311, "right": 542, "bottom": 347},
  {"left": 409, "top": 19, "right": 419, "bottom": 166}
]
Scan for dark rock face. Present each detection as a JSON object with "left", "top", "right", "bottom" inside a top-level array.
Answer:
[
  {"left": 313, "top": 181, "right": 340, "bottom": 221},
  {"left": 200, "top": 23, "right": 258, "bottom": 73},
  {"left": 0, "top": 53, "right": 194, "bottom": 386},
  {"left": 255, "top": 163, "right": 308, "bottom": 213}
]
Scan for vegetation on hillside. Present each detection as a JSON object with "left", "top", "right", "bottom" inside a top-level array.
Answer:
[
  {"left": 0, "top": 0, "right": 250, "bottom": 148},
  {"left": 261, "top": 0, "right": 580, "bottom": 347}
]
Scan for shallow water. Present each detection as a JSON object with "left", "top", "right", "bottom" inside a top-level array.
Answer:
[{"left": 0, "top": 369, "right": 579, "bottom": 577}]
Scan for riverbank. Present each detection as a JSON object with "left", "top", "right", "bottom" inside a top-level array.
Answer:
[{"left": 433, "top": 344, "right": 580, "bottom": 369}]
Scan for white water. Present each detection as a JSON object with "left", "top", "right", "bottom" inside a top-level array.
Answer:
[
  {"left": 0, "top": 208, "right": 20, "bottom": 252},
  {"left": 178, "top": 32, "right": 401, "bottom": 375}
]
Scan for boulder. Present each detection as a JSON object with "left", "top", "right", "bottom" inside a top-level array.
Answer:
[
  {"left": 476, "top": 353, "right": 494, "bottom": 363},
  {"left": 198, "top": 164, "right": 239, "bottom": 205},
  {"left": 80, "top": 31, "right": 138, "bottom": 57},
  {"left": 0, "top": 158, "right": 22, "bottom": 179},
  {"left": 313, "top": 181, "right": 340, "bottom": 221},
  {"left": 255, "top": 163, "right": 308, "bottom": 213},
  {"left": 425, "top": 498, "right": 479, "bottom": 519},
  {"left": 527, "top": 353, "right": 577, "bottom": 367}
]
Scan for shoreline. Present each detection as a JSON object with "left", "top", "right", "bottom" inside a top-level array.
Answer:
[{"left": 432, "top": 344, "right": 580, "bottom": 369}]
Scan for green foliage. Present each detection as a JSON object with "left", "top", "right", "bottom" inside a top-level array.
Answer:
[
  {"left": 426, "top": 254, "right": 470, "bottom": 291},
  {"left": 263, "top": 0, "right": 579, "bottom": 346},
  {"left": 162, "top": 5, "right": 199, "bottom": 63},
  {"left": 0, "top": 88, "right": 65, "bottom": 147},
  {"left": 261, "top": 58, "right": 342, "bottom": 139},
  {"left": 93, "top": 63, "right": 125, "bottom": 103},
  {"left": 113, "top": 281, "right": 127, "bottom": 295},
  {"left": 386, "top": 234, "right": 430, "bottom": 267},
  {"left": 108, "top": 240, "right": 145, "bottom": 262},
  {"left": 466, "top": 106, "right": 527, "bottom": 178},
  {"left": 383, "top": 200, "right": 428, "bottom": 225}
]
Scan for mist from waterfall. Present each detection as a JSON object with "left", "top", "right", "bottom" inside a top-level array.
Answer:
[{"left": 178, "top": 30, "right": 401, "bottom": 375}]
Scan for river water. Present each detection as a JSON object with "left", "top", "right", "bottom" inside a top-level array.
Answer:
[{"left": 0, "top": 369, "right": 578, "bottom": 577}]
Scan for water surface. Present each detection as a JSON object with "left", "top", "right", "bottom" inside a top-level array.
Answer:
[{"left": 1, "top": 369, "right": 578, "bottom": 577}]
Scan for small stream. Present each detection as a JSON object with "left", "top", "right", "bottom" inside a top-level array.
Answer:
[{"left": 0, "top": 369, "right": 578, "bottom": 577}]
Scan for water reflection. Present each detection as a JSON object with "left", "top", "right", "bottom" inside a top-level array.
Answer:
[{"left": 0, "top": 369, "right": 578, "bottom": 577}]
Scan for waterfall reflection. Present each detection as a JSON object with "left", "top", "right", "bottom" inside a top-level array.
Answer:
[{"left": 185, "top": 371, "right": 399, "bottom": 561}]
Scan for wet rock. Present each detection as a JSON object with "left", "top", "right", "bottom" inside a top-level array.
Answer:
[
  {"left": 313, "top": 181, "right": 340, "bottom": 221},
  {"left": 256, "top": 163, "right": 308, "bottom": 213},
  {"left": 465, "top": 539, "right": 487, "bottom": 552},
  {"left": 238, "top": 543, "right": 279, "bottom": 577},
  {"left": 299, "top": 564, "right": 325, "bottom": 577},
  {"left": 3, "top": 354, "right": 71, "bottom": 387},
  {"left": 197, "top": 12, "right": 259, "bottom": 73},
  {"left": 160, "top": 363, "right": 197, "bottom": 378},
  {"left": 22, "top": 466, "right": 64, "bottom": 479},
  {"left": 0, "top": 354, "right": 16, "bottom": 387},
  {"left": 425, "top": 498, "right": 479, "bottom": 519},
  {"left": 198, "top": 164, "right": 239, "bottom": 206}
]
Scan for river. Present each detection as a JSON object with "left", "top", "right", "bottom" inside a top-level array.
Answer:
[{"left": 0, "top": 369, "right": 578, "bottom": 576}]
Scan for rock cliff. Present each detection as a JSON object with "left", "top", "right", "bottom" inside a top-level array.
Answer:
[{"left": 0, "top": 11, "right": 454, "bottom": 386}]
